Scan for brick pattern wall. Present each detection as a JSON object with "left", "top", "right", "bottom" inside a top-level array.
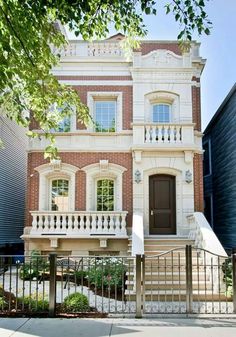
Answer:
[
  {"left": 193, "top": 153, "right": 204, "bottom": 212},
  {"left": 192, "top": 80, "right": 204, "bottom": 211},
  {"left": 74, "top": 85, "right": 133, "bottom": 130},
  {"left": 26, "top": 152, "right": 133, "bottom": 227},
  {"left": 192, "top": 84, "right": 201, "bottom": 131},
  {"left": 139, "top": 42, "right": 181, "bottom": 56}
]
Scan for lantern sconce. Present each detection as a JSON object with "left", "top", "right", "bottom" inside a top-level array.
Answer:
[
  {"left": 185, "top": 170, "right": 192, "bottom": 184},
  {"left": 134, "top": 169, "right": 141, "bottom": 183}
]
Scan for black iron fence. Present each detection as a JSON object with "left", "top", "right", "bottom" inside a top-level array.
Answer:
[{"left": 0, "top": 246, "right": 236, "bottom": 317}]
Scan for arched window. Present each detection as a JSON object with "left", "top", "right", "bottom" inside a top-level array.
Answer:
[
  {"left": 96, "top": 179, "right": 114, "bottom": 211},
  {"left": 51, "top": 179, "right": 69, "bottom": 211},
  {"left": 152, "top": 104, "right": 170, "bottom": 123}
]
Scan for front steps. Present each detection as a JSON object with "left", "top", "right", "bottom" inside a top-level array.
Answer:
[{"left": 125, "top": 236, "right": 228, "bottom": 301}]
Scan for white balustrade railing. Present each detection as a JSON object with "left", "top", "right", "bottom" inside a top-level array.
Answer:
[
  {"left": 87, "top": 42, "right": 123, "bottom": 57},
  {"left": 145, "top": 124, "right": 182, "bottom": 143},
  {"left": 132, "top": 123, "right": 194, "bottom": 146},
  {"left": 30, "top": 211, "right": 128, "bottom": 236},
  {"left": 52, "top": 41, "right": 124, "bottom": 58}
]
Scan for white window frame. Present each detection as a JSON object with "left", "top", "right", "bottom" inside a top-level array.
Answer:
[
  {"left": 82, "top": 161, "right": 126, "bottom": 211},
  {"left": 35, "top": 163, "right": 79, "bottom": 211},
  {"left": 87, "top": 92, "right": 123, "bottom": 132}
]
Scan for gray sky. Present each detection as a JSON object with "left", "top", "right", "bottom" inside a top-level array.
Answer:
[{"left": 67, "top": 0, "right": 236, "bottom": 130}]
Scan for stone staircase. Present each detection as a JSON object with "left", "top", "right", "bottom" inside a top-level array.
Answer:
[{"left": 125, "top": 236, "right": 227, "bottom": 301}]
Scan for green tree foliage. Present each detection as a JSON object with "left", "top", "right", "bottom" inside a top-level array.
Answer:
[{"left": 0, "top": 0, "right": 211, "bottom": 157}]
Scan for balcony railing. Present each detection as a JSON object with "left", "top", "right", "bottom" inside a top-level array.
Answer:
[
  {"left": 30, "top": 211, "right": 128, "bottom": 237},
  {"left": 53, "top": 41, "right": 124, "bottom": 58},
  {"left": 133, "top": 123, "right": 194, "bottom": 146}
]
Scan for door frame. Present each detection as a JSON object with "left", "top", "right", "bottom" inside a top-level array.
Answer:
[{"left": 143, "top": 167, "right": 182, "bottom": 236}]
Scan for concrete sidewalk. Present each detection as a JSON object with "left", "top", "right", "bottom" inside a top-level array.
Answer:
[{"left": 1, "top": 318, "right": 236, "bottom": 337}]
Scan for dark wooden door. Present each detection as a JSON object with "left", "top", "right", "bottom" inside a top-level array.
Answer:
[{"left": 149, "top": 174, "right": 176, "bottom": 235}]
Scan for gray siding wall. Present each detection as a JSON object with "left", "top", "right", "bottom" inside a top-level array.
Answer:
[
  {"left": 203, "top": 91, "right": 236, "bottom": 249},
  {"left": 0, "top": 115, "right": 27, "bottom": 246}
]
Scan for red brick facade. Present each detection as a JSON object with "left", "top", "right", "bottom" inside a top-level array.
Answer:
[
  {"left": 191, "top": 80, "right": 204, "bottom": 211},
  {"left": 139, "top": 42, "right": 182, "bottom": 56},
  {"left": 192, "top": 84, "right": 201, "bottom": 131},
  {"left": 26, "top": 152, "right": 133, "bottom": 228},
  {"left": 193, "top": 153, "right": 204, "bottom": 212}
]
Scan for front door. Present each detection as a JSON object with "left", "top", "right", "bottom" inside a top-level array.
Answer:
[{"left": 149, "top": 174, "right": 176, "bottom": 235}]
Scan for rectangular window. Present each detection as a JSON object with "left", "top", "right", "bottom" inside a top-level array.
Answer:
[
  {"left": 95, "top": 101, "right": 116, "bottom": 132},
  {"left": 203, "top": 140, "right": 211, "bottom": 176}
]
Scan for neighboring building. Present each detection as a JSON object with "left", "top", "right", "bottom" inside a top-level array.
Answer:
[
  {"left": 0, "top": 115, "right": 27, "bottom": 255},
  {"left": 203, "top": 84, "right": 236, "bottom": 250},
  {"left": 21, "top": 34, "right": 223, "bottom": 257}
]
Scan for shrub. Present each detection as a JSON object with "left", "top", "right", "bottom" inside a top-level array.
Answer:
[
  {"left": 19, "top": 250, "right": 48, "bottom": 280},
  {"left": 18, "top": 293, "right": 49, "bottom": 312},
  {"left": 74, "top": 270, "right": 88, "bottom": 282},
  {"left": 0, "top": 296, "right": 7, "bottom": 309},
  {"left": 87, "top": 257, "right": 126, "bottom": 291},
  {"left": 222, "top": 258, "right": 233, "bottom": 297},
  {"left": 63, "top": 292, "right": 90, "bottom": 312}
]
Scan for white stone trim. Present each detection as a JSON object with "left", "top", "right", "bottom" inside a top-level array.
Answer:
[
  {"left": 81, "top": 162, "right": 127, "bottom": 211},
  {"left": 87, "top": 91, "right": 123, "bottom": 132},
  {"left": 35, "top": 163, "right": 79, "bottom": 211}
]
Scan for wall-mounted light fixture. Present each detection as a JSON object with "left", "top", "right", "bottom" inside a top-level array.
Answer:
[
  {"left": 185, "top": 170, "right": 192, "bottom": 184},
  {"left": 134, "top": 169, "right": 141, "bottom": 183}
]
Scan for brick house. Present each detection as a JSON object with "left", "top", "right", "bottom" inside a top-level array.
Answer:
[{"left": 21, "top": 35, "right": 225, "bottom": 257}]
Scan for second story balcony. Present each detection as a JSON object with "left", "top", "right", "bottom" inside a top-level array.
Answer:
[{"left": 132, "top": 122, "right": 197, "bottom": 151}]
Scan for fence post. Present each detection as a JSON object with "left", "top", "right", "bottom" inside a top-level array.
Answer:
[
  {"left": 186, "top": 245, "right": 193, "bottom": 314},
  {"left": 49, "top": 253, "right": 57, "bottom": 317},
  {"left": 232, "top": 250, "right": 236, "bottom": 314},
  {"left": 135, "top": 254, "right": 142, "bottom": 318}
]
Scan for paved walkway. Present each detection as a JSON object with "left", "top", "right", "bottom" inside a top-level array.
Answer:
[{"left": 1, "top": 318, "right": 236, "bottom": 337}]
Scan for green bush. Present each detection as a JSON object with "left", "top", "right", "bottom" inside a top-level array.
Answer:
[
  {"left": 19, "top": 250, "right": 48, "bottom": 280},
  {"left": 0, "top": 296, "right": 7, "bottom": 309},
  {"left": 63, "top": 292, "right": 90, "bottom": 312},
  {"left": 18, "top": 293, "right": 49, "bottom": 312},
  {"left": 87, "top": 257, "right": 126, "bottom": 291},
  {"left": 74, "top": 270, "right": 88, "bottom": 282},
  {"left": 222, "top": 258, "right": 233, "bottom": 297}
]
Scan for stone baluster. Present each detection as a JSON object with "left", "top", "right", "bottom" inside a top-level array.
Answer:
[
  {"left": 44, "top": 215, "right": 49, "bottom": 232},
  {"left": 114, "top": 214, "right": 121, "bottom": 234},
  {"left": 121, "top": 214, "right": 127, "bottom": 235},
  {"left": 146, "top": 125, "right": 151, "bottom": 143},
  {"left": 32, "top": 214, "right": 38, "bottom": 232},
  {"left": 61, "top": 214, "right": 67, "bottom": 232},
  {"left": 67, "top": 214, "right": 73, "bottom": 233},
  {"left": 97, "top": 214, "right": 102, "bottom": 232},
  {"left": 38, "top": 214, "right": 43, "bottom": 232},
  {"left": 85, "top": 214, "right": 91, "bottom": 233},
  {"left": 162, "top": 125, "right": 167, "bottom": 142},
  {"left": 103, "top": 214, "right": 108, "bottom": 232},
  {"left": 109, "top": 215, "right": 115, "bottom": 234},
  {"left": 74, "top": 215, "right": 79, "bottom": 232},
  {"left": 55, "top": 215, "right": 60, "bottom": 232},
  {"left": 91, "top": 214, "right": 97, "bottom": 233}
]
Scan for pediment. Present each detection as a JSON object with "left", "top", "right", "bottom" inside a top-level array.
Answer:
[{"left": 138, "top": 49, "right": 183, "bottom": 68}]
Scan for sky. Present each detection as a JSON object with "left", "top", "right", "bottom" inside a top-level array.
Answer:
[{"left": 67, "top": 0, "right": 236, "bottom": 130}]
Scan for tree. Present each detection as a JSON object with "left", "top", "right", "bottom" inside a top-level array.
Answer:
[{"left": 0, "top": 0, "right": 211, "bottom": 158}]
